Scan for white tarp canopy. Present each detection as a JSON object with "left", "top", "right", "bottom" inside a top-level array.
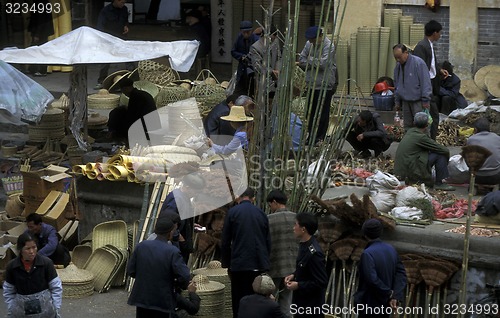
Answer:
[
  {"left": 0, "top": 26, "right": 199, "bottom": 72},
  {"left": 0, "top": 60, "right": 53, "bottom": 123}
]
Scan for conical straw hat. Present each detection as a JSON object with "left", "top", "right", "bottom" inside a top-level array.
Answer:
[
  {"left": 192, "top": 274, "right": 225, "bottom": 293},
  {"left": 220, "top": 106, "right": 253, "bottom": 122},
  {"left": 460, "top": 79, "right": 487, "bottom": 102},
  {"left": 484, "top": 70, "right": 500, "bottom": 98},
  {"left": 102, "top": 70, "right": 130, "bottom": 90},
  {"left": 473, "top": 65, "right": 500, "bottom": 90}
]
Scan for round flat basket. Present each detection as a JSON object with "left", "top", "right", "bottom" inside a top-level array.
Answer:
[
  {"left": 88, "top": 89, "right": 120, "bottom": 110},
  {"left": 156, "top": 85, "right": 190, "bottom": 108},
  {"left": 2, "top": 144, "right": 18, "bottom": 157}
]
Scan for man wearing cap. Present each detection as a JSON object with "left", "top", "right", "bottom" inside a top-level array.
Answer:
[
  {"left": 393, "top": 44, "right": 432, "bottom": 131},
  {"left": 413, "top": 20, "right": 443, "bottom": 140},
  {"left": 107, "top": 78, "right": 160, "bottom": 141},
  {"left": 354, "top": 219, "right": 406, "bottom": 318},
  {"left": 231, "top": 21, "right": 260, "bottom": 96},
  {"left": 238, "top": 274, "right": 287, "bottom": 318},
  {"left": 248, "top": 25, "right": 281, "bottom": 98},
  {"left": 221, "top": 188, "right": 271, "bottom": 318},
  {"left": 298, "top": 26, "right": 337, "bottom": 144},
  {"left": 345, "top": 110, "right": 392, "bottom": 158},
  {"left": 127, "top": 217, "right": 191, "bottom": 317},
  {"left": 95, "top": 0, "right": 134, "bottom": 89},
  {"left": 394, "top": 112, "right": 455, "bottom": 191}
]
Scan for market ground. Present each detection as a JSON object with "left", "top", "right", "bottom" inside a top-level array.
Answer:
[{"left": 0, "top": 23, "right": 480, "bottom": 316}]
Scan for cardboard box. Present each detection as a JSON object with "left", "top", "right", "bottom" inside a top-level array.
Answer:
[
  {"left": 0, "top": 234, "right": 18, "bottom": 270},
  {"left": 0, "top": 220, "right": 25, "bottom": 237},
  {"left": 22, "top": 165, "right": 71, "bottom": 200},
  {"left": 35, "top": 191, "right": 69, "bottom": 231}
]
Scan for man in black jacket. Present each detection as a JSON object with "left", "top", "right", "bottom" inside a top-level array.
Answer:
[
  {"left": 204, "top": 94, "right": 239, "bottom": 140},
  {"left": 345, "top": 110, "right": 392, "bottom": 158},
  {"left": 221, "top": 188, "right": 271, "bottom": 318},
  {"left": 412, "top": 20, "right": 442, "bottom": 140},
  {"left": 107, "top": 78, "right": 161, "bottom": 141}
]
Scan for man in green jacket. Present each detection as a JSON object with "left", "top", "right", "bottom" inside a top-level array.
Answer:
[{"left": 394, "top": 112, "right": 455, "bottom": 191}]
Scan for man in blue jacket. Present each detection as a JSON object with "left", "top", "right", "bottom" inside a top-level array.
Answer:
[
  {"left": 354, "top": 219, "right": 407, "bottom": 318},
  {"left": 221, "top": 188, "right": 271, "bottom": 318},
  {"left": 127, "top": 217, "right": 191, "bottom": 318},
  {"left": 231, "top": 21, "right": 260, "bottom": 96},
  {"left": 393, "top": 44, "right": 432, "bottom": 131}
]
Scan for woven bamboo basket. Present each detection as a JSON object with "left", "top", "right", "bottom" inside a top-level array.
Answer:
[
  {"left": 190, "top": 274, "right": 225, "bottom": 318},
  {"left": 83, "top": 247, "right": 120, "bottom": 293},
  {"left": 92, "top": 220, "right": 129, "bottom": 252},
  {"left": 156, "top": 85, "right": 190, "bottom": 108},
  {"left": 192, "top": 261, "right": 231, "bottom": 318},
  {"left": 138, "top": 60, "right": 180, "bottom": 87},
  {"left": 190, "top": 83, "right": 226, "bottom": 110},
  {"left": 72, "top": 243, "right": 93, "bottom": 269},
  {"left": 88, "top": 89, "right": 120, "bottom": 110},
  {"left": 2, "top": 144, "right": 18, "bottom": 157},
  {"left": 332, "top": 238, "right": 358, "bottom": 261},
  {"left": 5, "top": 193, "right": 24, "bottom": 218},
  {"left": 291, "top": 97, "right": 307, "bottom": 120},
  {"left": 57, "top": 264, "right": 95, "bottom": 298},
  {"left": 1, "top": 175, "right": 23, "bottom": 196},
  {"left": 28, "top": 108, "right": 65, "bottom": 142}
]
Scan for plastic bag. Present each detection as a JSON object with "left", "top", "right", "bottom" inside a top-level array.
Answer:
[
  {"left": 390, "top": 206, "right": 423, "bottom": 220},
  {"left": 226, "top": 70, "right": 237, "bottom": 95},
  {"left": 423, "top": 108, "right": 433, "bottom": 125},
  {"left": 371, "top": 190, "right": 398, "bottom": 213},
  {"left": 447, "top": 154, "right": 469, "bottom": 183},
  {"left": 395, "top": 186, "right": 426, "bottom": 207},
  {"left": 366, "top": 171, "right": 400, "bottom": 191}
]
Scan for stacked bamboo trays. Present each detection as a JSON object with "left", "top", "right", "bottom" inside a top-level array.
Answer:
[
  {"left": 57, "top": 263, "right": 95, "bottom": 298},
  {"left": 28, "top": 108, "right": 66, "bottom": 142},
  {"left": 88, "top": 89, "right": 120, "bottom": 110},
  {"left": 192, "top": 261, "right": 231, "bottom": 318},
  {"left": 378, "top": 27, "right": 391, "bottom": 78},
  {"left": 82, "top": 220, "right": 130, "bottom": 292},
  {"left": 410, "top": 23, "right": 425, "bottom": 48},
  {"left": 349, "top": 33, "right": 357, "bottom": 93},
  {"left": 72, "top": 146, "right": 200, "bottom": 183},
  {"left": 119, "top": 80, "right": 160, "bottom": 107},
  {"left": 370, "top": 27, "right": 380, "bottom": 86},
  {"left": 336, "top": 38, "right": 349, "bottom": 93},
  {"left": 384, "top": 8, "right": 402, "bottom": 76},
  {"left": 399, "top": 16, "right": 413, "bottom": 46},
  {"left": 357, "top": 27, "right": 371, "bottom": 95},
  {"left": 190, "top": 274, "right": 226, "bottom": 318}
]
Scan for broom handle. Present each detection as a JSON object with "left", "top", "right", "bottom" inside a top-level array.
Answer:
[{"left": 458, "top": 173, "right": 475, "bottom": 318}]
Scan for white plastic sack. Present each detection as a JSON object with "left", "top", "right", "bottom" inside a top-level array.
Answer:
[
  {"left": 371, "top": 190, "right": 398, "bottom": 213},
  {"left": 389, "top": 206, "right": 423, "bottom": 220},
  {"left": 447, "top": 154, "right": 469, "bottom": 184},
  {"left": 366, "top": 171, "right": 400, "bottom": 192},
  {"left": 395, "top": 186, "right": 426, "bottom": 207}
]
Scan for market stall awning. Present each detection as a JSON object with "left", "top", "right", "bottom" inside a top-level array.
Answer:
[{"left": 0, "top": 26, "right": 199, "bottom": 72}]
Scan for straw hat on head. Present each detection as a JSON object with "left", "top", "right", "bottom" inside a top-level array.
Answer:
[
  {"left": 108, "top": 71, "right": 133, "bottom": 92},
  {"left": 460, "top": 79, "right": 487, "bottom": 102},
  {"left": 473, "top": 65, "right": 500, "bottom": 90},
  {"left": 484, "top": 70, "right": 500, "bottom": 98},
  {"left": 220, "top": 105, "right": 253, "bottom": 122},
  {"left": 102, "top": 70, "right": 130, "bottom": 90}
]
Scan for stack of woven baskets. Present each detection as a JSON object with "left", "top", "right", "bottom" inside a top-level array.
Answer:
[
  {"left": 190, "top": 274, "right": 226, "bottom": 318},
  {"left": 28, "top": 108, "right": 66, "bottom": 143},
  {"left": 56, "top": 264, "right": 95, "bottom": 298},
  {"left": 88, "top": 89, "right": 120, "bottom": 110},
  {"left": 192, "top": 261, "right": 231, "bottom": 318}
]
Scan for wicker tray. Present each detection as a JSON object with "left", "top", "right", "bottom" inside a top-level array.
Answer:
[
  {"left": 92, "top": 220, "right": 129, "bottom": 252},
  {"left": 83, "top": 247, "right": 120, "bottom": 293},
  {"left": 71, "top": 243, "right": 92, "bottom": 269}
]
